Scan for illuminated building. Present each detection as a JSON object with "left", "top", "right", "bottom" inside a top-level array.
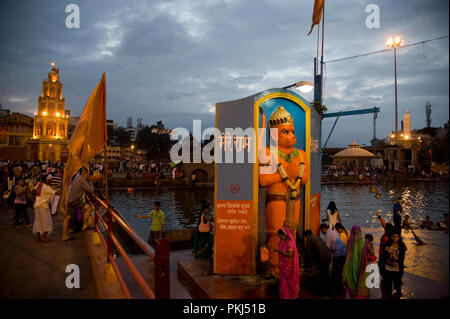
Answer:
[{"left": 28, "top": 62, "right": 69, "bottom": 161}]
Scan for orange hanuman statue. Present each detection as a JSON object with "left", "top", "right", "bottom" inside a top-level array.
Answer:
[{"left": 259, "top": 106, "right": 309, "bottom": 276}]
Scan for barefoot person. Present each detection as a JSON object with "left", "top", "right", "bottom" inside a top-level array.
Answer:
[
  {"left": 393, "top": 197, "right": 404, "bottom": 235},
  {"left": 33, "top": 176, "right": 59, "bottom": 242},
  {"left": 136, "top": 201, "right": 165, "bottom": 247}
]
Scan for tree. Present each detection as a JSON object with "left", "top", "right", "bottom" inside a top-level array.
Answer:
[
  {"left": 107, "top": 125, "right": 115, "bottom": 145},
  {"left": 136, "top": 126, "right": 173, "bottom": 160},
  {"left": 370, "top": 137, "right": 387, "bottom": 148},
  {"left": 115, "top": 127, "right": 131, "bottom": 147}
]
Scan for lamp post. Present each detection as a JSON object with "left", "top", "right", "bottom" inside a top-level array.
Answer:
[
  {"left": 387, "top": 36, "right": 404, "bottom": 172},
  {"left": 386, "top": 36, "right": 404, "bottom": 146}
]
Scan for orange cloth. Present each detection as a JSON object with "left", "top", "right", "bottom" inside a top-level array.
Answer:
[
  {"left": 307, "top": 0, "right": 324, "bottom": 35},
  {"left": 61, "top": 73, "right": 107, "bottom": 214}
]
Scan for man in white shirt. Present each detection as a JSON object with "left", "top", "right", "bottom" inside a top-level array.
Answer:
[{"left": 34, "top": 176, "right": 60, "bottom": 242}]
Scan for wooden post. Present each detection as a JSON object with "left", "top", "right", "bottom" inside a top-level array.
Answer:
[{"left": 107, "top": 207, "right": 113, "bottom": 262}]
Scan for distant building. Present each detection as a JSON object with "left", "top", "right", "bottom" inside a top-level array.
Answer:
[
  {"left": 28, "top": 62, "right": 70, "bottom": 161},
  {"left": 106, "top": 145, "right": 121, "bottom": 160},
  {"left": 127, "top": 117, "right": 133, "bottom": 128},
  {"left": 0, "top": 104, "right": 10, "bottom": 117},
  {"left": 151, "top": 121, "right": 171, "bottom": 135},
  {"left": 0, "top": 112, "right": 34, "bottom": 160},
  {"left": 68, "top": 116, "right": 79, "bottom": 138},
  {"left": 382, "top": 109, "right": 435, "bottom": 173},
  {"left": 125, "top": 127, "right": 138, "bottom": 141},
  {"left": 107, "top": 119, "right": 118, "bottom": 130}
]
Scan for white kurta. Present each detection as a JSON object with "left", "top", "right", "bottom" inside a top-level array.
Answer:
[{"left": 33, "top": 183, "right": 56, "bottom": 234}]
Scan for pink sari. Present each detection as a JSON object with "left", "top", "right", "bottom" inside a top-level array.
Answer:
[{"left": 278, "top": 227, "right": 300, "bottom": 299}]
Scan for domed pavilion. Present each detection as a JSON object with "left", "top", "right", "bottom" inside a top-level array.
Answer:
[{"left": 331, "top": 140, "right": 374, "bottom": 167}]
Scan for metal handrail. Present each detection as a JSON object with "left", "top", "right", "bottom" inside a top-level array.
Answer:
[
  {"left": 86, "top": 193, "right": 156, "bottom": 299},
  {"left": 90, "top": 195, "right": 155, "bottom": 259}
]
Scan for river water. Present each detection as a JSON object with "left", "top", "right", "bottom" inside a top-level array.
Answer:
[
  {"left": 110, "top": 181, "right": 449, "bottom": 288},
  {"left": 109, "top": 181, "right": 448, "bottom": 241}
]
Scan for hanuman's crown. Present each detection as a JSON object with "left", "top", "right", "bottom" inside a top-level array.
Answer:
[{"left": 268, "top": 106, "right": 294, "bottom": 128}]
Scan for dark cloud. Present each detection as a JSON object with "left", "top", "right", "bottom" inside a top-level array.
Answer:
[{"left": 0, "top": 0, "right": 448, "bottom": 146}]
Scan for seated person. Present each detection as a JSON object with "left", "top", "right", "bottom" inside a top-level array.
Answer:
[{"left": 420, "top": 216, "right": 434, "bottom": 230}]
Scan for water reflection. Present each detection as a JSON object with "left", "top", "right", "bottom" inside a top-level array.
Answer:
[
  {"left": 321, "top": 181, "right": 449, "bottom": 228},
  {"left": 109, "top": 188, "right": 214, "bottom": 239},
  {"left": 109, "top": 181, "right": 448, "bottom": 238}
]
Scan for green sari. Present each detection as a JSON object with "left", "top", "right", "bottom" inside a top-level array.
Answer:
[
  {"left": 343, "top": 226, "right": 369, "bottom": 297},
  {"left": 193, "top": 212, "right": 212, "bottom": 258}
]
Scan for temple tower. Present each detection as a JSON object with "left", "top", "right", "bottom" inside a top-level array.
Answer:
[
  {"left": 403, "top": 109, "right": 411, "bottom": 138},
  {"left": 28, "top": 62, "right": 69, "bottom": 161}
]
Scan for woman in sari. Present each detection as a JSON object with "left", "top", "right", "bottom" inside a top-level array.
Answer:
[
  {"left": 274, "top": 227, "right": 300, "bottom": 299},
  {"left": 343, "top": 225, "right": 370, "bottom": 298},
  {"left": 192, "top": 200, "right": 212, "bottom": 258}
]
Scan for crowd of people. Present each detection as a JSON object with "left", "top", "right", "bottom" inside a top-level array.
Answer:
[
  {"left": 1, "top": 160, "right": 102, "bottom": 242},
  {"left": 2, "top": 159, "right": 448, "bottom": 300},
  {"left": 297, "top": 199, "right": 407, "bottom": 299},
  {"left": 322, "top": 163, "right": 384, "bottom": 178},
  {"left": 277, "top": 198, "right": 449, "bottom": 299},
  {"left": 100, "top": 159, "right": 184, "bottom": 180}
]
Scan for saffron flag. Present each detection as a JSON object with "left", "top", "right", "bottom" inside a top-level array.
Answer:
[
  {"left": 60, "top": 73, "right": 107, "bottom": 214},
  {"left": 307, "top": 0, "right": 324, "bottom": 36}
]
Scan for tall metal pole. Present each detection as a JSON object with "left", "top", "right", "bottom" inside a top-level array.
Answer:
[
  {"left": 393, "top": 45, "right": 399, "bottom": 171},
  {"left": 394, "top": 45, "right": 398, "bottom": 146}
]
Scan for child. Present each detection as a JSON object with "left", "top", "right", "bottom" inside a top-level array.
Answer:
[
  {"left": 136, "top": 201, "right": 165, "bottom": 247},
  {"left": 365, "top": 234, "right": 377, "bottom": 263}
]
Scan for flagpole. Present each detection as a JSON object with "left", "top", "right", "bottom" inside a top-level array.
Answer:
[
  {"left": 104, "top": 145, "right": 108, "bottom": 200},
  {"left": 321, "top": 0, "right": 325, "bottom": 60},
  {"left": 316, "top": 23, "right": 320, "bottom": 72},
  {"left": 103, "top": 72, "right": 108, "bottom": 201},
  {"left": 320, "top": 0, "right": 325, "bottom": 98}
]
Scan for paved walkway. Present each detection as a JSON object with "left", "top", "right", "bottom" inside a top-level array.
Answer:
[{"left": 0, "top": 206, "right": 98, "bottom": 298}]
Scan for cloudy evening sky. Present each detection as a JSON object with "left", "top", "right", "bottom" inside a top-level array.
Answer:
[{"left": 0, "top": 0, "right": 448, "bottom": 147}]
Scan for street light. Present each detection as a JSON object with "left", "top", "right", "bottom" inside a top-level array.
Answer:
[
  {"left": 386, "top": 36, "right": 404, "bottom": 146},
  {"left": 282, "top": 81, "right": 314, "bottom": 93}
]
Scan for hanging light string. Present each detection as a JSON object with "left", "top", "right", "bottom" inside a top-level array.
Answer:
[
  {"left": 324, "top": 35, "right": 448, "bottom": 64},
  {"left": 321, "top": 35, "right": 448, "bottom": 105}
]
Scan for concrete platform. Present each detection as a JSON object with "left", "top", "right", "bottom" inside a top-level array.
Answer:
[
  {"left": 0, "top": 207, "right": 98, "bottom": 298},
  {"left": 177, "top": 258, "right": 278, "bottom": 299}
]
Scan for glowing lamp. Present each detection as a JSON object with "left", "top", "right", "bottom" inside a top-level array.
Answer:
[
  {"left": 43, "top": 112, "right": 47, "bottom": 116},
  {"left": 56, "top": 112, "right": 60, "bottom": 117},
  {"left": 387, "top": 36, "right": 403, "bottom": 48},
  {"left": 297, "top": 81, "right": 314, "bottom": 93}
]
